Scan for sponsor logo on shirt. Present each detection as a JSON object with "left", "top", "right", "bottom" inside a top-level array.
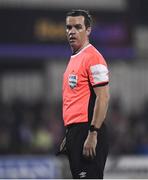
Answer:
[{"left": 68, "top": 74, "right": 78, "bottom": 89}]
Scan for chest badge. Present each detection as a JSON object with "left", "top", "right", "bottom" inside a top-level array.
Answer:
[{"left": 68, "top": 74, "right": 78, "bottom": 89}]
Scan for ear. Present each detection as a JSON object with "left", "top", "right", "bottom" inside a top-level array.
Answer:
[{"left": 86, "top": 27, "right": 91, "bottom": 36}]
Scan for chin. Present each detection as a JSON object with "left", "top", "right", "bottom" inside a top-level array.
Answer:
[
  {"left": 70, "top": 42, "right": 80, "bottom": 51},
  {"left": 70, "top": 43, "right": 77, "bottom": 49}
]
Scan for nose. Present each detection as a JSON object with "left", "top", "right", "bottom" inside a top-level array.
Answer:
[{"left": 69, "top": 27, "right": 76, "bottom": 35}]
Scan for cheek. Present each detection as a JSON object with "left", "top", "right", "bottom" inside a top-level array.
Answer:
[{"left": 79, "top": 33, "right": 86, "bottom": 40}]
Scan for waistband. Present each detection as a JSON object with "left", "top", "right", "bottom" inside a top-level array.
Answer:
[
  {"left": 66, "top": 122, "right": 106, "bottom": 132},
  {"left": 66, "top": 122, "right": 89, "bottom": 129}
]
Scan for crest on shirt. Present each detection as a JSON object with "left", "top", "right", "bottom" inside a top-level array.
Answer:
[{"left": 68, "top": 74, "right": 78, "bottom": 89}]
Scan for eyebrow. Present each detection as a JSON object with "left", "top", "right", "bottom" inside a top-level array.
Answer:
[{"left": 66, "top": 24, "right": 83, "bottom": 29}]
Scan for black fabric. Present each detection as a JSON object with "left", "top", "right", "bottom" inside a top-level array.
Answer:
[
  {"left": 88, "top": 81, "right": 96, "bottom": 125},
  {"left": 93, "top": 82, "right": 109, "bottom": 88},
  {"left": 65, "top": 122, "right": 109, "bottom": 179}
]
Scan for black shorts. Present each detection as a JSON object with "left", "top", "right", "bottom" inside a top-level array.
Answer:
[{"left": 65, "top": 122, "right": 109, "bottom": 179}]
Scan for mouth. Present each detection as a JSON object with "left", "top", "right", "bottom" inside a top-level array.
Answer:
[{"left": 69, "top": 36, "right": 77, "bottom": 43}]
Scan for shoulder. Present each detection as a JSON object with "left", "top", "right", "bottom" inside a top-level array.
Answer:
[{"left": 84, "top": 44, "right": 107, "bottom": 66}]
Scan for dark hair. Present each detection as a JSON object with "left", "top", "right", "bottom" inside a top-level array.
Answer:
[{"left": 66, "top": 9, "right": 92, "bottom": 28}]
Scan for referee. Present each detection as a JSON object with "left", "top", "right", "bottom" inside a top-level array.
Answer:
[{"left": 59, "top": 9, "right": 110, "bottom": 179}]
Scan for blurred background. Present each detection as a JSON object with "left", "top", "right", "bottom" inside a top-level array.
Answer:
[{"left": 0, "top": 0, "right": 148, "bottom": 178}]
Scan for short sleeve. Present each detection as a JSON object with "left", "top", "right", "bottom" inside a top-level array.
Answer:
[{"left": 86, "top": 53, "right": 109, "bottom": 87}]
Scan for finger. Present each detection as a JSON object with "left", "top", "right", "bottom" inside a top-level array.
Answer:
[
  {"left": 89, "top": 148, "right": 94, "bottom": 158},
  {"left": 86, "top": 148, "right": 90, "bottom": 157},
  {"left": 83, "top": 147, "right": 87, "bottom": 156},
  {"left": 90, "top": 148, "right": 96, "bottom": 159},
  {"left": 84, "top": 147, "right": 93, "bottom": 158},
  {"left": 83, "top": 147, "right": 89, "bottom": 157},
  {"left": 92, "top": 147, "right": 96, "bottom": 157}
]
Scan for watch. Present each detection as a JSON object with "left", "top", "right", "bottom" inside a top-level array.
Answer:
[{"left": 89, "top": 125, "right": 99, "bottom": 133}]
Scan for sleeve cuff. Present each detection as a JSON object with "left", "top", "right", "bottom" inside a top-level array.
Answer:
[{"left": 92, "top": 81, "right": 109, "bottom": 88}]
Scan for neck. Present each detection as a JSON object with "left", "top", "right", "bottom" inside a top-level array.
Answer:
[{"left": 72, "top": 41, "right": 90, "bottom": 55}]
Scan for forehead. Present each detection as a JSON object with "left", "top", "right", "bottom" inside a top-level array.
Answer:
[{"left": 66, "top": 16, "right": 85, "bottom": 25}]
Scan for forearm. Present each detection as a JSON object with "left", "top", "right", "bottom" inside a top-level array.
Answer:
[
  {"left": 83, "top": 90, "right": 109, "bottom": 158},
  {"left": 83, "top": 85, "right": 109, "bottom": 158}
]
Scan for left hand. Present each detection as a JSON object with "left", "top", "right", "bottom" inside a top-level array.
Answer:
[{"left": 83, "top": 131, "right": 97, "bottom": 159}]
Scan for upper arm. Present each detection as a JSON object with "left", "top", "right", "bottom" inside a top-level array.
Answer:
[
  {"left": 86, "top": 53, "right": 109, "bottom": 88},
  {"left": 93, "top": 84, "right": 110, "bottom": 100}
]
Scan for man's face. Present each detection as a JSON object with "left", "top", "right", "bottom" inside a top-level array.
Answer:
[{"left": 66, "top": 16, "right": 90, "bottom": 52}]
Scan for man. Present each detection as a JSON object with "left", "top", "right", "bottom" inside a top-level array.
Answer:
[{"left": 59, "top": 9, "right": 110, "bottom": 179}]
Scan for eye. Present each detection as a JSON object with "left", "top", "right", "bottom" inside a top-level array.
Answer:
[
  {"left": 66, "top": 25, "right": 72, "bottom": 30},
  {"left": 75, "top": 24, "right": 82, "bottom": 30}
]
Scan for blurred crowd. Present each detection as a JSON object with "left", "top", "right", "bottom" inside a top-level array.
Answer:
[
  {"left": 0, "top": 97, "right": 148, "bottom": 156},
  {"left": 0, "top": 99, "right": 64, "bottom": 155},
  {"left": 0, "top": 0, "right": 147, "bottom": 158},
  {"left": 107, "top": 96, "right": 148, "bottom": 155}
]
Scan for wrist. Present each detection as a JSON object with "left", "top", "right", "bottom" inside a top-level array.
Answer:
[
  {"left": 89, "top": 125, "right": 100, "bottom": 133},
  {"left": 89, "top": 131, "right": 97, "bottom": 136}
]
